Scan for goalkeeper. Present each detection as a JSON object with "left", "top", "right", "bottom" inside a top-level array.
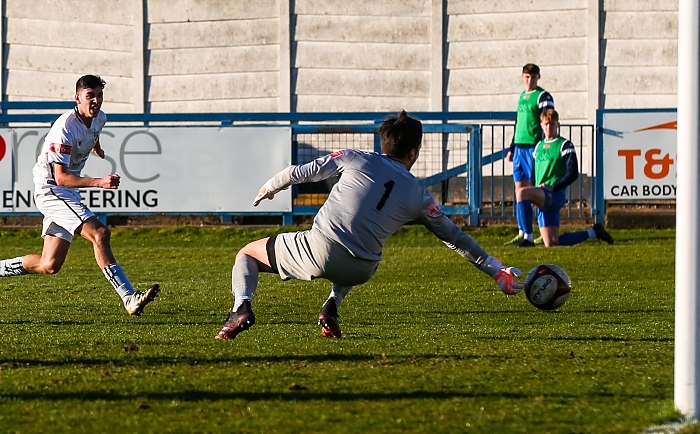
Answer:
[{"left": 216, "top": 110, "right": 524, "bottom": 341}]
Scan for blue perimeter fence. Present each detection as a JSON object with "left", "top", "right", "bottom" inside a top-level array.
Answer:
[{"left": 0, "top": 102, "right": 599, "bottom": 226}]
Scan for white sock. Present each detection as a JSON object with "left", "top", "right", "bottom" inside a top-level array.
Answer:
[
  {"left": 0, "top": 256, "right": 28, "bottom": 277},
  {"left": 518, "top": 230, "right": 524, "bottom": 238},
  {"left": 524, "top": 233, "right": 534, "bottom": 242},
  {"left": 587, "top": 228, "right": 596, "bottom": 238},
  {"left": 102, "top": 263, "right": 135, "bottom": 302},
  {"left": 327, "top": 285, "right": 353, "bottom": 309},
  {"left": 232, "top": 255, "right": 258, "bottom": 311}
]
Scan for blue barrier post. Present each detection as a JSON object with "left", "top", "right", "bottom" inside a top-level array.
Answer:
[
  {"left": 595, "top": 112, "right": 606, "bottom": 225},
  {"left": 468, "top": 126, "right": 482, "bottom": 226}
]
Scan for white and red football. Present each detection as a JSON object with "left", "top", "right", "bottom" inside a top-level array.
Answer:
[{"left": 524, "top": 264, "right": 571, "bottom": 311}]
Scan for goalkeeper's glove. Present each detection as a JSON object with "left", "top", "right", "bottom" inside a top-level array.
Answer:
[
  {"left": 494, "top": 266, "right": 524, "bottom": 295},
  {"left": 252, "top": 179, "right": 288, "bottom": 206}
]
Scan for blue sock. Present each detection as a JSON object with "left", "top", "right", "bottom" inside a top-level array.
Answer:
[
  {"left": 559, "top": 231, "right": 590, "bottom": 246},
  {"left": 522, "top": 200, "right": 533, "bottom": 235},
  {"left": 517, "top": 200, "right": 533, "bottom": 235},
  {"left": 516, "top": 201, "right": 526, "bottom": 233}
]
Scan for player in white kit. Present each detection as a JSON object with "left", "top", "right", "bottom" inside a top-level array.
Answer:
[
  {"left": 216, "top": 111, "right": 524, "bottom": 340},
  {"left": 0, "top": 75, "right": 159, "bottom": 316}
]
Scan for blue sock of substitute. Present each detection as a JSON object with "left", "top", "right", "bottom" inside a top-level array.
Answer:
[
  {"left": 517, "top": 200, "right": 533, "bottom": 235},
  {"left": 523, "top": 200, "right": 533, "bottom": 235},
  {"left": 559, "top": 231, "right": 591, "bottom": 246},
  {"left": 516, "top": 201, "right": 525, "bottom": 233}
]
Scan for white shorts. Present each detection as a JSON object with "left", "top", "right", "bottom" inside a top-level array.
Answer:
[
  {"left": 34, "top": 185, "right": 95, "bottom": 242},
  {"left": 270, "top": 228, "right": 379, "bottom": 287}
]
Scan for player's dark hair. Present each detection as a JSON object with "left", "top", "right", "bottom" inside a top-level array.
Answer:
[
  {"left": 379, "top": 110, "right": 423, "bottom": 159},
  {"left": 522, "top": 63, "right": 540, "bottom": 76},
  {"left": 76, "top": 75, "right": 106, "bottom": 92},
  {"left": 541, "top": 108, "right": 559, "bottom": 123}
]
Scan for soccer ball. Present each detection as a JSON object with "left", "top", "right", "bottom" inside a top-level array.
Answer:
[{"left": 524, "top": 264, "right": 571, "bottom": 311}]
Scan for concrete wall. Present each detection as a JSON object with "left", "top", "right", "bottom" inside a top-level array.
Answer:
[
  {"left": 4, "top": 0, "right": 142, "bottom": 112},
  {"left": 0, "top": 0, "right": 679, "bottom": 123},
  {"left": 600, "top": 0, "right": 678, "bottom": 110}
]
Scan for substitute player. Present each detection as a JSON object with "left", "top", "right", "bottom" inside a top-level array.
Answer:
[
  {"left": 516, "top": 109, "right": 614, "bottom": 247},
  {"left": 505, "top": 63, "right": 554, "bottom": 247},
  {"left": 0, "top": 75, "right": 160, "bottom": 315},
  {"left": 216, "top": 110, "right": 525, "bottom": 340}
]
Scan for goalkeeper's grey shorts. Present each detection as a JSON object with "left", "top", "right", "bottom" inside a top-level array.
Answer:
[{"left": 268, "top": 227, "right": 379, "bottom": 287}]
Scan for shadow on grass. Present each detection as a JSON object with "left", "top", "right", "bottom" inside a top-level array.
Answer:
[
  {"left": 474, "top": 335, "right": 673, "bottom": 343},
  {"left": 0, "top": 318, "right": 316, "bottom": 326},
  {"left": 0, "top": 352, "right": 502, "bottom": 368},
  {"left": 0, "top": 389, "right": 669, "bottom": 402}
]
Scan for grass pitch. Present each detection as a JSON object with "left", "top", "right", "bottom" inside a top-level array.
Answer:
[{"left": 0, "top": 225, "right": 678, "bottom": 433}]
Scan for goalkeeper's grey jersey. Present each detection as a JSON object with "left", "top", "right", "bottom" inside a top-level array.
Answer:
[{"left": 267, "top": 149, "right": 484, "bottom": 262}]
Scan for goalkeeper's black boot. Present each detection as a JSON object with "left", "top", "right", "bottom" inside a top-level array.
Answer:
[
  {"left": 215, "top": 300, "right": 256, "bottom": 340},
  {"left": 318, "top": 297, "right": 342, "bottom": 338}
]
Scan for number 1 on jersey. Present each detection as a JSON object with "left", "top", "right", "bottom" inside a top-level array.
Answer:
[{"left": 376, "top": 180, "right": 395, "bottom": 211}]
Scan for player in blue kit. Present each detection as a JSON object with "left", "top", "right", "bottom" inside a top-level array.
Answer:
[
  {"left": 216, "top": 111, "right": 525, "bottom": 340},
  {"left": 516, "top": 109, "right": 614, "bottom": 247},
  {"left": 0, "top": 75, "right": 159, "bottom": 315}
]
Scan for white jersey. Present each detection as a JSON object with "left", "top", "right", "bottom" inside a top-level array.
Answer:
[
  {"left": 32, "top": 107, "right": 107, "bottom": 189},
  {"left": 266, "top": 149, "right": 489, "bottom": 263}
]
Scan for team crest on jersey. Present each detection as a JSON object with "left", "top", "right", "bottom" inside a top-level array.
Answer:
[
  {"left": 49, "top": 143, "right": 72, "bottom": 155},
  {"left": 427, "top": 201, "right": 441, "bottom": 217},
  {"left": 330, "top": 150, "right": 344, "bottom": 158}
]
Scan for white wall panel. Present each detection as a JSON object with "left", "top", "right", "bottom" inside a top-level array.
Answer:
[
  {"left": 295, "top": 42, "right": 430, "bottom": 70},
  {"left": 147, "top": 0, "right": 279, "bottom": 22},
  {"left": 447, "top": 10, "right": 587, "bottom": 41},
  {"left": 448, "top": 0, "right": 587, "bottom": 14},
  {"left": 7, "top": 45, "right": 133, "bottom": 77},
  {"left": 295, "top": 70, "right": 430, "bottom": 97},
  {"left": 603, "top": 40, "right": 677, "bottom": 66},
  {"left": 148, "top": 20, "right": 279, "bottom": 49},
  {"left": 294, "top": 95, "right": 430, "bottom": 112},
  {"left": 294, "top": 16, "right": 430, "bottom": 43},
  {"left": 295, "top": 0, "right": 430, "bottom": 16},
  {"left": 7, "top": 18, "right": 133, "bottom": 52},
  {"left": 6, "top": 0, "right": 133, "bottom": 24},
  {"left": 7, "top": 71, "right": 133, "bottom": 103},
  {"left": 448, "top": 39, "right": 587, "bottom": 70},
  {"left": 603, "top": 11, "right": 677, "bottom": 39},
  {"left": 148, "top": 73, "right": 278, "bottom": 101},
  {"left": 149, "top": 46, "right": 278, "bottom": 75}
]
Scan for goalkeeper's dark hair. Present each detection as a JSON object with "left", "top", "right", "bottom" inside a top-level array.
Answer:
[
  {"left": 76, "top": 75, "right": 106, "bottom": 92},
  {"left": 379, "top": 110, "right": 423, "bottom": 159}
]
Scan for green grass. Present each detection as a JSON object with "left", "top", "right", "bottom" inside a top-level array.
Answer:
[{"left": 0, "top": 225, "right": 679, "bottom": 433}]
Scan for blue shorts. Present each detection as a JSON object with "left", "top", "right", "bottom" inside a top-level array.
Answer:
[
  {"left": 512, "top": 146, "right": 535, "bottom": 183},
  {"left": 536, "top": 188, "right": 567, "bottom": 228}
]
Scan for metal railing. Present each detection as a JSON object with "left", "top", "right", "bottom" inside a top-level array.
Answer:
[{"left": 479, "top": 123, "right": 596, "bottom": 222}]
